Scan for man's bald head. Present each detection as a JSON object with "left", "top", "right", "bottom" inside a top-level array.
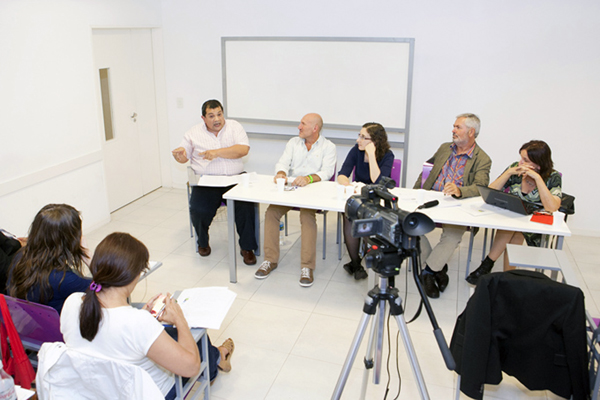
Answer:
[{"left": 298, "top": 113, "right": 323, "bottom": 142}]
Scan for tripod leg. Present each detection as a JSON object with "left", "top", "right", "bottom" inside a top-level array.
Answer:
[
  {"left": 332, "top": 312, "right": 373, "bottom": 400},
  {"left": 373, "top": 297, "right": 387, "bottom": 384},
  {"left": 393, "top": 313, "right": 430, "bottom": 400},
  {"left": 360, "top": 310, "right": 380, "bottom": 399}
]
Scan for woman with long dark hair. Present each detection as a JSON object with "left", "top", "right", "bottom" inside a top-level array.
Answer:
[
  {"left": 60, "top": 232, "right": 233, "bottom": 398},
  {"left": 337, "top": 122, "right": 394, "bottom": 279},
  {"left": 466, "top": 140, "right": 562, "bottom": 285},
  {"left": 8, "top": 204, "right": 90, "bottom": 314}
]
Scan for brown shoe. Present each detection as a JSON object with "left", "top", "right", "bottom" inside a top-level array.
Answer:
[
  {"left": 198, "top": 245, "right": 211, "bottom": 257},
  {"left": 217, "top": 338, "right": 234, "bottom": 372},
  {"left": 240, "top": 250, "right": 257, "bottom": 265},
  {"left": 299, "top": 268, "right": 314, "bottom": 287},
  {"left": 255, "top": 261, "right": 277, "bottom": 279}
]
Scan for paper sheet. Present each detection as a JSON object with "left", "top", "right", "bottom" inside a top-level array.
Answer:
[
  {"left": 177, "top": 287, "right": 237, "bottom": 329},
  {"left": 192, "top": 172, "right": 258, "bottom": 187}
]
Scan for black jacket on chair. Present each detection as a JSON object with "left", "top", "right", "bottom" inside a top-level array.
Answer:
[{"left": 450, "top": 270, "right": 589, "bottom": 400}]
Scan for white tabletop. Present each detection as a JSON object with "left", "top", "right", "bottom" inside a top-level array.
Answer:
[
  {"left": 390, "top": 188, "right": 571, "bottom": 237},
  {"left": 223, "top": 174, "right": 348, "bottom": 212},
  {"left": 222, "top": 176, "right": 570, "bottom": 283}
]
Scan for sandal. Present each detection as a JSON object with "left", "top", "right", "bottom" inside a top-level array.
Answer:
[{"left": 217, "top": 338, "right": 234, "bottom": 372}]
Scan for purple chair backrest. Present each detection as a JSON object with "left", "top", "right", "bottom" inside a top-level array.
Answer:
[
  {"left": 390, "top": 159, "right": 402, "bottom": 187},
  {"left": 421, "top": 162, "right": 433, "bottom": 188},
  {"left": 0, "top": 295, "right": 63, "bottom": 349}
]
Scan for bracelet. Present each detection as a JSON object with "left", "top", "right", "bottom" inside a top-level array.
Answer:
[{"left": 307, "top": 175, "right": 313, "bottom": 184}]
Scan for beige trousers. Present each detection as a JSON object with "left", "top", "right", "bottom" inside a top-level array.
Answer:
[{"left": 264, "top": 205, "right": 317, "bottom": 270}]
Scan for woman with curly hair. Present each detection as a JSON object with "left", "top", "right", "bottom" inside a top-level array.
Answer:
[
  {"left": 337, "top": 122, "right": 394, "bottom": 280},
  {"left": 8, "top": 203, "right": 91, "bottom": 314},
  {"left": 466, "top": 140, "right": 562, "bottom": 285}
]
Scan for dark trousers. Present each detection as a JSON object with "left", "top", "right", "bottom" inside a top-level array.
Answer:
[
  {"left": 189, "top": 185, "right": 257, "bottom": 251},
  {"left": 164, "top": 327, "right": 221, "bottom": 399}
]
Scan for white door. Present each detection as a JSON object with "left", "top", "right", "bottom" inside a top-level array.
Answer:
[{"left": 93, "top": 29, "right": 162, "bottom": 211}]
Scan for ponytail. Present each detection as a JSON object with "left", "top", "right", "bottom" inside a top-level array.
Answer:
[
  {"left": 79, "top": 286, "right": 103, "bottom": 341},
  {"left": 77, "top": 232, "right": 149, "bottom": 342}
]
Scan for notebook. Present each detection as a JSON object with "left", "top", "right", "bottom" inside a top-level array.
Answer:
[{"left": 477, "top": 185, "right": 541, "bottom": 215}]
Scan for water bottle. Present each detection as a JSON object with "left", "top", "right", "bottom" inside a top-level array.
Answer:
[
  {"left": 279, "top": 221, "right": 285, "bottom": 245},
  {"left": 0, "top": 361, "right": 16, "bottom": 400}
]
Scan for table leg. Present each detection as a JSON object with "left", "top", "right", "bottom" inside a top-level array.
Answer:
[
  {"left": 555, "top": 235, "right": 564, "bottom": 250},
  {"left": 254, "top": 203, "right": 261, "bottom": 256},
  {"left": 227, "top": 199, "right": 237, "bottom": 283}
]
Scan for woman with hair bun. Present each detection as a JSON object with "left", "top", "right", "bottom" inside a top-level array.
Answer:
[{"left": 60, "top": 232, "right": 234, "bottom": 398}]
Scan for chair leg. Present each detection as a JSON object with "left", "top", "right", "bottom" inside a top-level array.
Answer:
[
  {"left": 284, "top": 212, "right": 288, "bottom": 236},
  {"left": 465, "top": 229, "right": 475, "bottom": 279},
  {"left": 482, "top": 228, "right": 489, "bottom": 261},
  {"left": 322, "top": 211, "right": 327, "bottom": 260},
  {"left": 187, "top": 183, "right": 194, "bottom": 238},
  {"left": 337, "top": 212, "right": 342, "bottom": 260}
]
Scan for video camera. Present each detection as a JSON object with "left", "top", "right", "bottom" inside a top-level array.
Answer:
[{"left": 344, "top": 178, "right": 435, "bottom": 276}]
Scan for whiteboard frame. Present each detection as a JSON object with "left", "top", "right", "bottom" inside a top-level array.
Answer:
[{"left": 221, "top": 36, "right": 415, "bottom": 186}]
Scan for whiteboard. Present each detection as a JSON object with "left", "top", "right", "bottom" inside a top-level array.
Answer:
[{"left": 222, "top": 37, "right": 414, "bottom": 132}]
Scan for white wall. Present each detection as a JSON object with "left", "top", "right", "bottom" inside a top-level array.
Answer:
[
  {"left": 0, "top": 0, "right": 163, "bottom": 235},
  {"left": 160, "top": 0, "right": 600, "bottom": 236}
]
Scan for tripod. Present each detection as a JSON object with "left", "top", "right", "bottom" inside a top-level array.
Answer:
[{"left": 332, "top": 247, "right": 455, "bottom": 400}]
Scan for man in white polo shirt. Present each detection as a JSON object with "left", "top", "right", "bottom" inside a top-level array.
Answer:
[
  {"left": 254, "top": 113, "right": 336, "bottom": 287},
  {"left": 172, "top": 99, "right": 257, "bottom": 265}
]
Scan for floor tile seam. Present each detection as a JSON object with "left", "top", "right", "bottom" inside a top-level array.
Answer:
[{"left": 242, "top": 297, "right": 314, "bottom": 317}]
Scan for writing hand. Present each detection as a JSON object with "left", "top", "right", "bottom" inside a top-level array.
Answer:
[
  {"left": 158, "top": 294, "right": 186, "bottom": 325},
  {"left": 172, "top": 147, "right": 188, "bottom": 163}
]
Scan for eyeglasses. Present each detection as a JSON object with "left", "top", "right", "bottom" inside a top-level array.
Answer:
[{"left": 358, "top": 134, "right": 372, "bottom": 141}]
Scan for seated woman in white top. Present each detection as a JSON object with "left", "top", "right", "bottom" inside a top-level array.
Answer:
[{"left": 60, "top": 232, "right": 234, "bottom": 399}]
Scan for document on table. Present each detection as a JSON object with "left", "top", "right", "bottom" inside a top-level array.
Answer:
[
  {"left": 176, "top": 287, "right": 237, "bottom": 329},
  {"left": 463, "top": 202, "right": 498, "bottom": 217},
  {"left": 192, "top": 172, "right": 258, "bottom": 187}
]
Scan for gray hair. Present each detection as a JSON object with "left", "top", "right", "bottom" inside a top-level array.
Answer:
[{"left": 456, "top": 113, "right": 481, "bottom": 138}]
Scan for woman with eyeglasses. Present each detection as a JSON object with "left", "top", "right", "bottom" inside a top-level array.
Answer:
[{"left": 337, "top": 122, "right": 394, "bottom": 279}]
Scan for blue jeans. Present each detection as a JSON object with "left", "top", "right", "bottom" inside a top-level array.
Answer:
[{"left": 164, "top": 327, "right": 221, "bottom": 400}]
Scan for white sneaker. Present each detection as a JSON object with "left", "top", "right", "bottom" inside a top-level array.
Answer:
[
  {"left": 255, "top": 261, "right": 277, "bottom": 279},
  {"left": 299, "top": 268, "right": 314, "bottom": 287}
]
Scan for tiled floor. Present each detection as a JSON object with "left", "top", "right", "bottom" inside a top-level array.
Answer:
[{"left": 85, "top": 187, "right": 600, "bottom": 400}]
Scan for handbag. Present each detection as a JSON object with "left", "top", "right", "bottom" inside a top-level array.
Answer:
[{"left": 0, "top": 294, "right": 36, "bottom": 389}]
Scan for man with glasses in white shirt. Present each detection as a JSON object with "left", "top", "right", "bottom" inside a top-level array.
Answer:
[{"left": 254, "top": 113, "right": 336, "bottom": 287}]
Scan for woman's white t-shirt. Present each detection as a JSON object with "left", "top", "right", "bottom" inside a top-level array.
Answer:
[{"left": 60, "top": 292, "right": 174, "bottom": 395}]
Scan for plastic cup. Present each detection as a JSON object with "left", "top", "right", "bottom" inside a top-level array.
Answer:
[
  {"left": 337, "top": 185, "right": 346, "bottom": 199},
  {"left": 553, "top": 211, "right": 565, "bottom": 226},
  {"left": 240, "top": 174, "right": 250, "bottom": 187},
  {"left": 276, "top": 178, "right": 285, "bottom": 192}
]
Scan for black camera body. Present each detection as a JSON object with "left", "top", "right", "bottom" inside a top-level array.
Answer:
[{"left": 345, "top": 181, "right": 434, "bottom": 276}]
